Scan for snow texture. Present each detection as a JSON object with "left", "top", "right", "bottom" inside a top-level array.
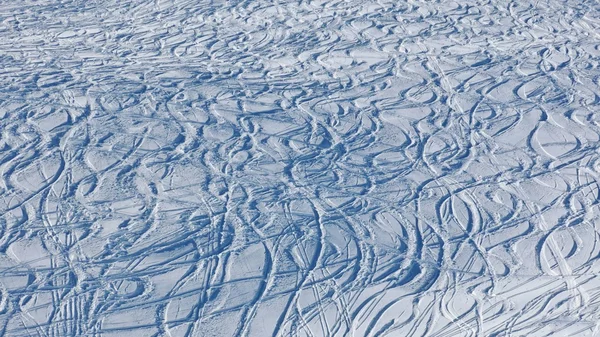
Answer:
[{"left": 1, "top": 0, "right": 600, "bottom": 336}]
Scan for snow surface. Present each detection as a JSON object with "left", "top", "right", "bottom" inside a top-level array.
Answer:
[{"left": 1, "top": 0, "right": 600, "bottom": 336}]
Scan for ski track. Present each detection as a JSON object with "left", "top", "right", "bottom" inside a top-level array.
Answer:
[{"left": 0, "top": 0, "right": 600, "bottom": 336}]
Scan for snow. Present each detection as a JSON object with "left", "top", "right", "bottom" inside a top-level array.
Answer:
[{"left": 1, "top": 0, "right": 600, "bottom": 336}]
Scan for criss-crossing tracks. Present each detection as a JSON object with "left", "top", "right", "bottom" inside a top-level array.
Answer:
[{"left": 0, "top": 0, "right": 600, "bottom": 336}]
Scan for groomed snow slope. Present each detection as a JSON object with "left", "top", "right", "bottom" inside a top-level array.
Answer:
[{"left": 1, "top": 0, "right": 600, "bottom": 336}]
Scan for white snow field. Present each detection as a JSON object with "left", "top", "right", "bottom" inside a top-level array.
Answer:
[{"left": 1, "top": 0, "right": 600, "bottom": 336}]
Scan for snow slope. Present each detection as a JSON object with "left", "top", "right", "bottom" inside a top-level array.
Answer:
[{"left": 1, "top": 0, "right": 600, "bottom": 336}]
